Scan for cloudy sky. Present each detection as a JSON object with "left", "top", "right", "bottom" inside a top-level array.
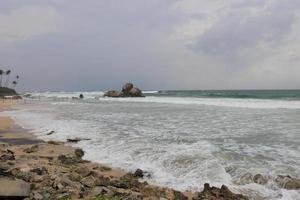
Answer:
[{"left": 1, "top": 0, "right": 300, "bottom": 91}]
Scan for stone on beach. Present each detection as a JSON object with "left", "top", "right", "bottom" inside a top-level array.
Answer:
[
  {"left": 75, "top": 148, "right": 84, "bottom": 158},
  {"left": 194, "top": 183, "right": 249, "bottom": 200},
  {"left": 23, "top": 145, "right": 39, "bottom": 153},
  {"left": 0, "top": 178, "right": 30, "bottom": 198}
]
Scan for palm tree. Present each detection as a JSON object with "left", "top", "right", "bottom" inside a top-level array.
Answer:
[
  {"left": 0, "top": 70, "right": 3, "bottom": 87},
  {"left": 5, "top": 70, "right": 11, "bottom": 87},
  {"left": 12, "top": 81, "right": 17, "bottom": 89}
]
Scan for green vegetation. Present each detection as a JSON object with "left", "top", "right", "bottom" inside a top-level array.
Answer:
[
  {"left": 93, "top": 195, "right": 121, "bottom": 200},
  {"left": 56, "top": 196, "right": 71, "bottom": 200},
  {"left": 0, "top": 69, "right": 20, "bottom": 97}
]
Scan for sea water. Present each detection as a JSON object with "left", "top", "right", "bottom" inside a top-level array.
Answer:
[{"left": 1, "top": 90, "right": 300, "bottom": 199}]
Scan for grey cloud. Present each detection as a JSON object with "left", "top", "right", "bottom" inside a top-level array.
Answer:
[
  {"left": 192, "top": 0, "right": 300, "bottom": 56},
  {"left": 0, "top": 0, "right": 300, "bottom": 91}
]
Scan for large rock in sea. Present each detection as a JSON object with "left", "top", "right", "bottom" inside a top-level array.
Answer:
[
  {"left": 104, "top": 83, "right": 144, "bottom": 98},
  {"left": 122, "top": 82, "right": 134, "bottom": 95},
  {"left": 103, "top": 90, "right": 122, "bottom": 98}
]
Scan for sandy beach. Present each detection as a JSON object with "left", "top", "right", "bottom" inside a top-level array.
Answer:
[{"left": 0, "top": 100, "right": 252, "bottom": 200}]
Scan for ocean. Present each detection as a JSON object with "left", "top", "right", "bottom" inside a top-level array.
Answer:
[{"left": 1, "top": 90, "right": 300, "bottom": 199}]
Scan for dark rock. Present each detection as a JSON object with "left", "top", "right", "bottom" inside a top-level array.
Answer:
[
  {"left": 0, "top": 152, "right": 15, "bottom": 161},
  {"left": 75, "top": 148, "right": 84, "bottom": 158},
  {"left": 30, "top": 166, "right": 48, "bottom": 175},
  {"left": 69, "top": 138, "right": 90, "bottom": 143},
  {"left": 173, "top": 190, "right": 189, "bottom": 200},
  {"left": 94, "top": 175, "right": 111, "bottom": 186},
  {"left": 81, "top": 176, "right": 96, "bottom": 188},
  {"left": 104, "top": 83, "right": 144, "bottom": 98},
  {"left": 0, "top": 164, "right": 10, "bottom": 176},
  {"left": 47, "top": 140, "right": 63, "bottom": 145},
  {"left": 194, "top": 183, "right": 249, "bottom": 200},
  {"left": 47, "top": 131, "right": 55, "bottom": 135},
  {"left": 75, "top": 167, "right": 91, "bottom": 177},
  {"left": 79, "top": 94, "right": 84, "bottom": 99},
  {"left": 0, "top": 178, "right": 30, "bottom": 198},
  {"left": 253, "top": 174, "right": 268, "bottom": 185},
  {"left": 68, "top": 171, "right": 82, "bottom": 182},
  {"left": 275, "top": 175, "right": 300, "bottom": 190},
  {"left": 23, "top": 145, "right": 39, "bottom": 153},
  {"left": 30, "top": 191, "right": 43, "bottom": 200},
  {"left": 134, "top": 169, "right": 144, "bottom": 178},
  {"left": 9, "top": 168, "right": 32, "bottom": 182},
  {"left": 112, "top": 174, "right": 146, "bottom": 190},
  {"left": 58, "top": 155, "right": 83, "bottom": 165},
  {"left": 122, "top": 83, "right": 134, "bottom": 94},
  {"left": 129, "top": 87, "right": 144, "bottom": 97},
  {"left": 104, "top": 90, "right": 122, "bottom": 98}
]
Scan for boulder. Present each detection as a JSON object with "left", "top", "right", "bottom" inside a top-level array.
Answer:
[
  {"left": 104, "top": 90, "right": 122, "bottom": 98},
  {"left": 58, "top": 155, "right": 83, "bottom": 165},
  {"left": 134, "top": 169, "right": 144, "bottom": 178},
  {"left": 253, "top": 174, "right": 268, "bottom": 185},
  {"left": 30, "top": 166, "right": 48, "bottom": 175},
  {"left": 75, "top": 148, "right": 84, "bottom": 158},
  {"left": 194, "top": 183, "right": 249, "bottom": 200},
  {"left": 23, "top": 145, "right": 39, "bottom": 153},
  {"left": 122, "top": 83, "right": 134, "bottom": 95},
  {"left": 81, "top": 176, "right": 96, "bottom": 188},
  {"left": 0, "top": 151, "right": 15, "bottom": 161},
  {"left": 129, "top": 87, "right": 144, "bottom": 97},
  {"left": 104, "top": 83, "right": 144, "bottom": 98},
  {"left": 275, "top": 175, "right": 300, "bottom": 190},
  {"left": 0, "top": 178, "right": 30, "bottom": 198}
]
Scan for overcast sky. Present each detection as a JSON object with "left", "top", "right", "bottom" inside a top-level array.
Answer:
[{"left": 1, "top": 0, "right": 300, "bottom": 91}]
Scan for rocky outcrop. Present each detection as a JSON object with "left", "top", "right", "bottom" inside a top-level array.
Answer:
[
  {"left": 104, "top": 83, "right": 145, "bottom": 97},
  {"left": 0, "top": 140, "right": 252, "bottom": 200},
  {"left": 275, "top": 175, "right": 300, "bottom": 190},
  {"left": 193, "top": 183, "right": 249, "bottom": 200}
]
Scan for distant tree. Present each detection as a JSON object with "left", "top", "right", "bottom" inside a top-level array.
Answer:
[
  {"left": 0, "top": 70, "right": 3, "bottom": 87},
  {"left": 12, "top": 81, "right": 17, "bottom": 89},
  {"left": 5, "top": 70, "right": 11, "bottom": 87}
]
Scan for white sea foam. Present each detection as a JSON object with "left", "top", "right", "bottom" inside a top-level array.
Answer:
[
  {"left": 27, "top": 91, "right": 300, "bottom": 109},
  {"left": 98, "top": 96, "right": 300, "bottom": 109}
]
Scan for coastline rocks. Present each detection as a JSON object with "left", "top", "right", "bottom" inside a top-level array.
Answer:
[
  {"left": 134, "top": 169, "right": 144, "bottom": 178},
  {"left": 57, "top": 154, "right": 83, "bottom": 165},
  {"left": 30, "top": 166, "right": 48, "bottom": 176},
  {"left": 275, "top": 175, "right": 300, "bottom": 190},
  {"left": 104, "top": 83, "right": 145, "bottom": 98},
  {"left": 0, "top": 149, "right": 15, "bottom": 161},
  {"left": 75, "top": 148, "right": 84, "bottom": 158},
  {"left": 67, "top": 137, "right": 91, "bottom": 143},
  {"left": 193, "top": 183, "right": 249, "bottom": 200},
  {"left": 23, "top": 145, "right": 39, "bottom": 153},
  {"left": 253, "top": 174, "right": 268, "bottom": 185}
]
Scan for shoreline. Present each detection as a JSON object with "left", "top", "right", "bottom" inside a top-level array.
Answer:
[{"left": 0, "top": 100, "right": 250, "bottom": 199}]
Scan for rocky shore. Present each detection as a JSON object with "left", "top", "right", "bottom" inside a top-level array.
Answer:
[
  {"left": 0, "top": 109, "right": 251, "bottom": 199},
  {"left": 104, "top": 83, "right": 144, "bottom": 98}
]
